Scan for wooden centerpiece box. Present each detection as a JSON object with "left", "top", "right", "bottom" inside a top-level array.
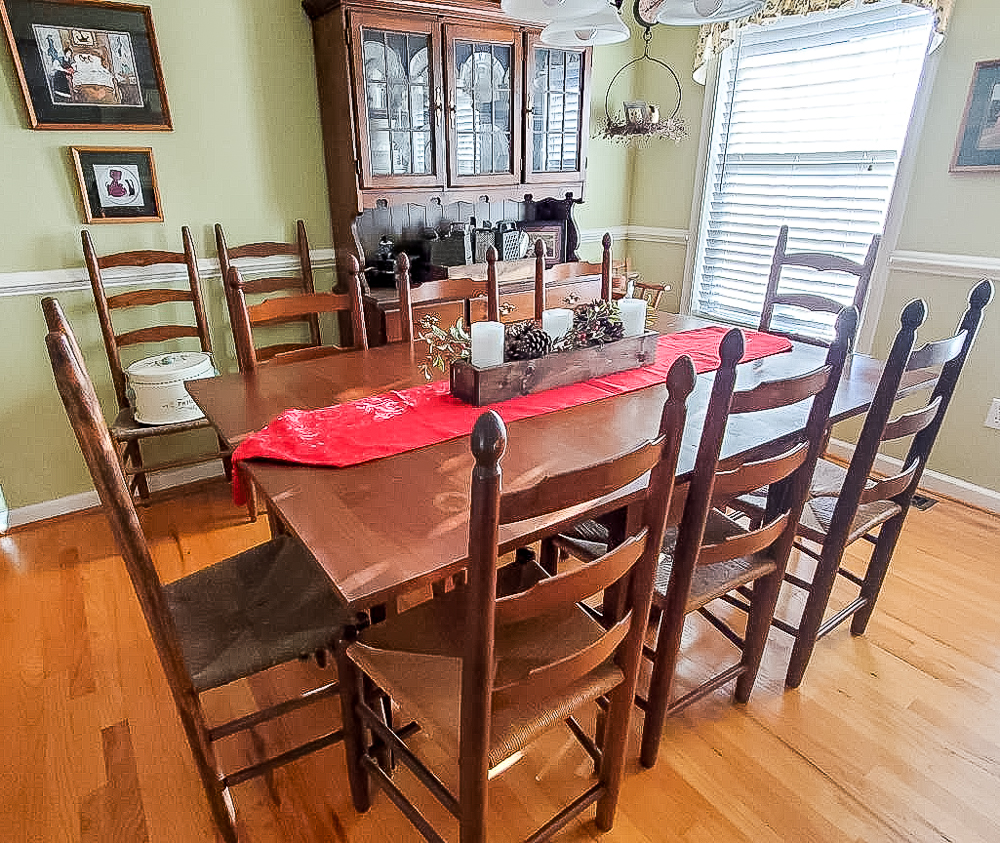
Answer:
[{"left": 450, "top": 331, "right": 658, "bottom": 406}]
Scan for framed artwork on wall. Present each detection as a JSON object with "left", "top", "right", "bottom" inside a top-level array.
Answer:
[
  {"left": 0, "top": 0, "right": 171, "bottom": 130},
  {"left": 71, "top": 146, "right": 162, "bottom": 223},
  {"left": 520, "top": 220, "right": 566, "bottom": 267},
  {"left": 951, "top": 59, "right": 1000, "bottom": 172}
]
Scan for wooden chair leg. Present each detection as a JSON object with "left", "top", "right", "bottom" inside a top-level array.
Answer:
[
  {"left": 220, "top": 436, "right": 233, "bottom": 480},
  {"left": 639, "top": 606, "right": 685, "bottom": 769},
  {"left": 735, "top": 568, "right": 782, "bottom": 703},
  {"left": 785, "top": 543, "right": 845, "bottom": 689},
  {"left": 539, "top": 537, "right": 559, "bottom": 575},
  {"left": 850, "top": 514, "right": 905, "bottom": 635},
  {"left": 336, "top": 646, "right": 372, "bottom": 813},
  {"left": 594, "top": 681, "right": 631, "bottom": 831}
]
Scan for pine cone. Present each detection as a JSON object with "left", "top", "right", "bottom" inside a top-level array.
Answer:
[
  {"left": 568, "top": 300, "right": 624, "bottom": 347},
  {"left": 506, "top": 325, "right": 552, "bottom": 360}
]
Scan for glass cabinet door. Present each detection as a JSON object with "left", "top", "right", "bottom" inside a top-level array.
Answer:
[
  {"left": 525, "top": 39, "right": 590, "bottom": 184},
  {"left": 445, "top": 24, "right": 521, "bottom": 187},
  {"left": 351, "top": 13, "right": 443, "bottom": 188}
]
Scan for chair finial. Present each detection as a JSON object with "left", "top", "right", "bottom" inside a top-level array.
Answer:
[
  {"left": 719, "top": 328, "right": 745, "bottom": 367},
  {"left": 970, "top": 278, "right": 995, "bottom": 309},
  {"left": 900, "top": 299, "right": 927, "bottom": 330},
  {"left": 471, "top": 410, "right": 506, "bottom": 467}
]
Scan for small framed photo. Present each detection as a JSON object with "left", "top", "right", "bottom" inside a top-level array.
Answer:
[
  {"left": 951, "top": 59, "right": 1000, "bottom": 172},
  {"left": 520, "top": 220, "right": 566, "bottom": 268},
  {"left": 0, "top": 0, "right": 171, "bottom": 130},
  {"left": 624, "top": 100, "right": 650, "bottom": 126},
  {"left": 71, "top": 146, "right": 162, "bottom": 223}
]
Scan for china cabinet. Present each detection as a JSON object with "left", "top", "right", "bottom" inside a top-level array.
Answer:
[{"left": 302, "top": 0, "right": 592, "bottom": 271}]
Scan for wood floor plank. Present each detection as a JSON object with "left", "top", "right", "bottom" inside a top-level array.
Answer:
[{"left": 2, "top": 481, "right": 998, "bottom": 842}]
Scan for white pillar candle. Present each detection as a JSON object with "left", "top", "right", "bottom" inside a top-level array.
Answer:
[
  {"left": 470, "top": 320, "right": 505, "bottom": 368},
  {"left": 620, "top": 297, "right": 647, "bottom": 337},
  {"left": 541, "top": 308, "right": 574, "bottom": 343}
]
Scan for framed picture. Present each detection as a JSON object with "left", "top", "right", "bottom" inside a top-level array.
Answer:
[
  {"left": 1, "top": 0, "right": 171, "bottom": 130},
  {"left": 951, "top": 59, "right": 1000, "bottom": 172},
  {"left": 624, "top": 100, "right": 650, "bottom": 126},
  {"left": 521, "top": 220, "right": 566, "bottom": 267},
  {"left": 71, "top": 146, "right": 162, "bottom": 223}
]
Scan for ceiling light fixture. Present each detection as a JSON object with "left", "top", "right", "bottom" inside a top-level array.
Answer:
[{"left": 654, "top": 0, "right": 765, "bottom": 26}]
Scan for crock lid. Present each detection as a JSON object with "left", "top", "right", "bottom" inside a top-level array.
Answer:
[{"left": 126, "top": 352, "right": 212, "bottom": 383}]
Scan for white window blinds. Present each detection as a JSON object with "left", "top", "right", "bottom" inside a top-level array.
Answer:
[{"left": 689, "top": 1, "right": 934, "bottom": 338}]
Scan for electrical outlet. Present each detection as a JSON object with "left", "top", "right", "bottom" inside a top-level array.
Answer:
[{"left": 985, "top": 398, "right": 1000, "bottom": 430}]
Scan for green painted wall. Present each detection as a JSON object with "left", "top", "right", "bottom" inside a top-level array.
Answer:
[{"left": 2, "top": 0, "right": 998, "bottom": 512}]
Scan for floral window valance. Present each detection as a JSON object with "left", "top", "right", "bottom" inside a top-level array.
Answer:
[{"left": 694, "top": 0, "right": 954, "bottom": 78}]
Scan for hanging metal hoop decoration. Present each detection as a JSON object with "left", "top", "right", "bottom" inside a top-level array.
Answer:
[
  {"left": 604, "top": 28, "right": 682, "bottom": 125},
  {"left": 599, "top": 28, "right": 686, "bottom": 145}
]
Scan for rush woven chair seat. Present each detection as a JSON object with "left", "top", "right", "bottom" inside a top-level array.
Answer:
[
  {"left": 82, "top": 227, "right": 233, "bottom": 505},
  {"left": 336, "top": 357, "right": 696, "bottom": 843},
  {"left": 43, "top": 296, "right": 353, "bottom": 843},
  {"left": 759, "top": 224, "right": 880, "bottom": 346},
  {"left": 554, "top": 312, "right": 856, "bottom": 769},
  {"left": 736, "top": 279, "right": 994, "bottom": 688}
]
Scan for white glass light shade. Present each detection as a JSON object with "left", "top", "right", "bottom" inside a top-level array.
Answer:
[
  {"left": 655, "top": 0, "right": 765, "bottom": 26},
  {"left": 501, "top": 0, "right": 608, "bottom": 24},
  {"left": 540, "top": 7, "right": 629, "bottom": 47}
]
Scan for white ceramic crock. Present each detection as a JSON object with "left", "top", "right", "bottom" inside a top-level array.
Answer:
[{"left": 125, "top": 352, "right": 216, "bottom": 425}]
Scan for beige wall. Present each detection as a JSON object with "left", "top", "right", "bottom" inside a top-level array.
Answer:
[{"left": 1, "top": 0, "right": 997, "bottom": 513}]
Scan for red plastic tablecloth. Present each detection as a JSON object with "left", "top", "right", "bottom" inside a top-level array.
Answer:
[{"left": 231, "top": 327, "right": 792, "bottom": 503}]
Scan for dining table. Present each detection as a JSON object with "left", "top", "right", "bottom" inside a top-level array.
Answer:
[{"left": 186, "top": 312, "right": 932, "bottom": 614}]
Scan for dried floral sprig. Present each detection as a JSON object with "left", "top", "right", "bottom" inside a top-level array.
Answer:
[
  {"left": 597, "top": 112, "right": 687, "bottom": 147},
  {"left": 416, "top": 314, "right": 470, "bottom": 380}
]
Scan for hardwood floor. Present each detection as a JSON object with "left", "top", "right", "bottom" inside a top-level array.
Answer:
[{"left": 2, "top": 480, "right": 997, "bottom": 842}]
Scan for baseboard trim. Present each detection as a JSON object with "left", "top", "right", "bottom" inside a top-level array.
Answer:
[
  {"left": 5, "top": 462, "right": 227, "bottom": 530},
  {"left": 826, "top": 438, "right": 1000, "bottom": 515}
]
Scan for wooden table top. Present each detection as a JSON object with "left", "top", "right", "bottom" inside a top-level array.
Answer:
[{"left": 187, "top": 313, "right": 928, "bottom": 610}]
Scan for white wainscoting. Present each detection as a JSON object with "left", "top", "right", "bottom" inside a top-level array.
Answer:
[
  {"left": 0, "top": 249, "right": 338, "bottom": 298},
  {"left": 5, "top": 241, "right": 999, "bottom": 528}
]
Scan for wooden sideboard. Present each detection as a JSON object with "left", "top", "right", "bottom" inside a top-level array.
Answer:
[{"left": 301, "top": 0, "right": 593, "bottom": 268}]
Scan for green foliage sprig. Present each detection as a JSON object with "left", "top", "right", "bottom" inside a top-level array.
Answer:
[{"left": 416, "top": 314, "right": 470, "bottom": 380}]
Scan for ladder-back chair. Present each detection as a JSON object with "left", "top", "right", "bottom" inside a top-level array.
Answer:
[
  {"left": 216, "top": 220, "right": 330, "bottom": 363},
  {"left": 532, "top": 233, "right": 612, "bottom": 318},
  {"left": 336, "top": 357, "right": 696, "bottom": 843},
  {"left": 739, "top": 279, "right": 994, "bottom": 687},
  {"left": 395, "top": 250, "right": 501, "bottom": 344},
  {"left": 43, "top": 296, "right": 353, "bottom": 843},
  {"left": 81, "top": 228, "right": 231, "bottom": 504},
  {"left": 556, "top": 311, "right": 857, "bottom": 768},
  {"left": 227, "top": 254, "right": 367, "bottom": 373},
  {"left": 759, "top": 225, "right": 880, "bottom": 346}
]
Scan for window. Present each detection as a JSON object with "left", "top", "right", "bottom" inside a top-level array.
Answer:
[{"left": 689, "top": 1, "right": 934, "bottom": 339}]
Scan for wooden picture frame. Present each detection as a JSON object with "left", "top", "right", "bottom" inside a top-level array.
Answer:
[
  {"left": 521, "top": 220, "right": 566, "bottom": 267},
  {"left": 71, "top": 146, "right": 162, "bottom": 223},
  {"left": 951, "top": 59, "right": 1000, "bottom": 172},
  {"left": 624, "top": 100, "right": 650, "bottom": 126},
  {"left": 1, "top": 0, "right": 171, "bottom": 130}
]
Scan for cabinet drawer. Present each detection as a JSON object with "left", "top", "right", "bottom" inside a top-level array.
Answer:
[
  {"left": 547, "top": 278, "right": 601, "bottom": 309},
  {"left": 470, "top": 291, "right": 533, "bottom": 324},
  {"left": 384, "top": 301, "right": 465, "bottom": 343}
]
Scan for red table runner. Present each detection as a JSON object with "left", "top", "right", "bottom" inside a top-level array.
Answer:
[{"left": 231, "top": 327, "right": 791, "bottom": 503}]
